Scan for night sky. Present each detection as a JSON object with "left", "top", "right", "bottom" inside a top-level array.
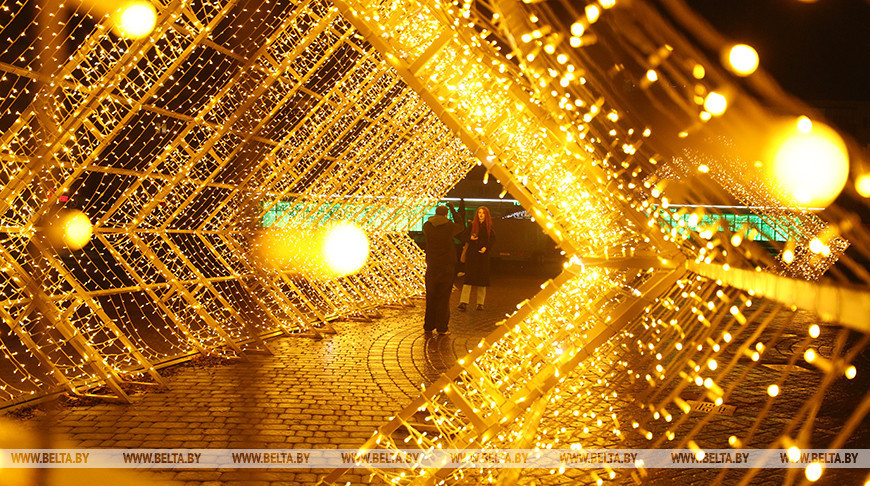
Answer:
[{"left": 686, "top": 0, "right": 870, "bottom": 102}]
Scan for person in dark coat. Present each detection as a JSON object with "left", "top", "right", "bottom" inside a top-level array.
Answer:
[
  {"left": 458, "top": 206, "right": 495, "bottom": 311},
  {"left": 422, "top": 204, "right": 464, "bottom": 335}
]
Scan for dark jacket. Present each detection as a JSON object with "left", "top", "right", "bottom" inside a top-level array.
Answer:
[
  {"left": 464, "top": 227, "right": 495, "bottom": 286},
  {"left": 423, "top": 213, "right": 464, "bottom": 282}
]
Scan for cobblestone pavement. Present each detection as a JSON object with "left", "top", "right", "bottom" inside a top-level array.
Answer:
[
  {"left": 8, "top": 265, "right": 870, "bottom": 486},
  {"left": 9, "top": 268, "right": 554, "bottom": 486}
]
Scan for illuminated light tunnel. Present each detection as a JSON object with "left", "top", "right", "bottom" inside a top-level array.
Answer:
[{"left": 0, "top": 0, "right": 868, "bottom": 484}]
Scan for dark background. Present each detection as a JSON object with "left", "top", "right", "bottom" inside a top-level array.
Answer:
[{"left": 686, "top": 0, "right": 869, "bottom": 102}]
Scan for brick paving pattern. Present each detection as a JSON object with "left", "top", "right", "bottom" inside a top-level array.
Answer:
[
  {"left": 7, "top": 266, "right": 870, "bottom": 485},
  {"left": 9, "top": 269, "right": 553, "bottom": 485}
]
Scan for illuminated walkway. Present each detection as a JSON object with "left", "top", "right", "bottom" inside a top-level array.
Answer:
[
  {"left": 7, "top": 266, "right": 870, "bottom": 485},
  {"left": 11, "top": 270, "right": 552, "bottom": 485}
]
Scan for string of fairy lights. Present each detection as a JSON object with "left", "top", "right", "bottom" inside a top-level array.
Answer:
[
  {"left": 1, "top": 0, "right": 870, "bottom": 484},
  {"left": 319, "top": 0, "right": 870, "bottom": 484},
  {"left": 0, "top": 0, "right": 477, "bottom": 405}
]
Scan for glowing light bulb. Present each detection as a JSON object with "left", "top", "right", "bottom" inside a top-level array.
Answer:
[
  {"left": 809, "top": 324, "right": 820, "bottom": 338},
  {"left": 322, "top": 222, "right": 369, "bottom": 276},
  {"left": 118, "top": 2, "right": 157, "bottom": 39},
  {"left": 645, "top": 70, "right": 658, "bottom": 82},
  {"left": 797, "top": 116, "right": 813, "bottom": 133},
  {"left": 62, "top": 211, "right": 93, "bottom": 250},
  {"left": 767, "top": 384, "right": 779, "bottom": 397},
  {"left": 855, "top": 174, "right": 870, "bottom": 198},
  {"left": 767, "top": 118, "right": 849, "bottom": 208},
  {"left": 585, "top": 4, "right": 601, "bottom": 23},
  {"left": 703, "top": 92, "right": 727, "bottom": 116},
  {"left": 809, "top": 238, "right": 825, "bottom": 253},
  {"left": 726, "top": 44, "right": 759, "bottom": 76},
  {"left": 571, "top": 22, "right": 585, "bottom": 37},
  {"left": 787, "top": 446, "right": 801, "bottom": 462},
  {"left": 805, "top": 461, "right": 822, "bottom": 481}
]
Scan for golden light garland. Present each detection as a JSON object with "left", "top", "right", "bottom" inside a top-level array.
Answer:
[
  {"left": 2, "top": 0, "right": 870, "bottom": 485},
  {"left": 317, "top": 0, "right": 870, "bottom": 484},
  {"left": 0, "top": 0, "right": 475, "bottom": 405}
]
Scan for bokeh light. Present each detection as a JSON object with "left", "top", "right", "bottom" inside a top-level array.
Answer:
[
  {"left": 118, "top": 1, "right": 157, "bottom": 39},
  {"left": 254, "top": 222, "right": 368, "bottom": 278},
  {"left": 585, "top": 4, "right": 600, "bottom": 23},
  {"left": 61, "top": 210, "right": 93, "bottom": 250},
  {"left": 846, "top": 366, "right": 857, "bottom": 379},
  {"left": 805, "top": 461, "right": 823, "bottom": 481},
  {"left": 767, "top": 117, "right": 849, "bottom": 208},
  {"left": 322, "top": 222, "right": 369, "bottom": 276},
  {"left": 856, "top": 174, "right": 870, "bottom": 198},
  {"left": 704, "top": 92, "right": 727, "bottom": 116},
  {"left": 726, "top": 44, "right": 759, "bottom": 76}
]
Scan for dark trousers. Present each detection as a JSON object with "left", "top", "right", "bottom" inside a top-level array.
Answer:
[{"left": 424, "top": 272, "right": 453, "bottom": 333}]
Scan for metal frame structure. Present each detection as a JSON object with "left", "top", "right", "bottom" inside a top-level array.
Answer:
[
  {"left": 2, "top": 0, "right": 870, "bottom": 485},
  {"left": 0, "top": 0, "right": 476, "bottom": 407},
  {"left": 315, "top": 0, "right": 870, "bottom": 484}
]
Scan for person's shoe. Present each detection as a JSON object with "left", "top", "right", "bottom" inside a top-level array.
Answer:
[
  {"left": 458, "top": 302, "right": 467, "bottom": 311},
  {"left": 476, "top": 304, "right": 484, "bottom": 311}
]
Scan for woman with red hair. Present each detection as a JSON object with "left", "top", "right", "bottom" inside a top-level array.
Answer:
[{"left": 458, "top": 206, "right": 496, "bottom": 311}]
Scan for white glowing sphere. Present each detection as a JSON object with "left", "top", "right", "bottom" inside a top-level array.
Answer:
[
  {"left": 704, "top": 92, "right": 728, "bottom": 116},
  {"left": 119, "top": 2, "right": 157, "bottom": 39},
  {"left": 768, "top": 118, "right": 849, "bottom": 208},
  {"left": 805, "top": 461, "right": 823, "bottom": 482},
  {"left": 63, "top": 211, "right": 93, "bottom": 250},
  {"left": 727, "top": 44, "right": 759, "bottom": 76},
  {"left": 322, "top": 223, "right": 369, "bottom": 276},
  {"left": 585, "top": 5, "right": 600, "bottom": 23},
  {"left": 856, "top": 174, "right": 870, "bottom": 198}
]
